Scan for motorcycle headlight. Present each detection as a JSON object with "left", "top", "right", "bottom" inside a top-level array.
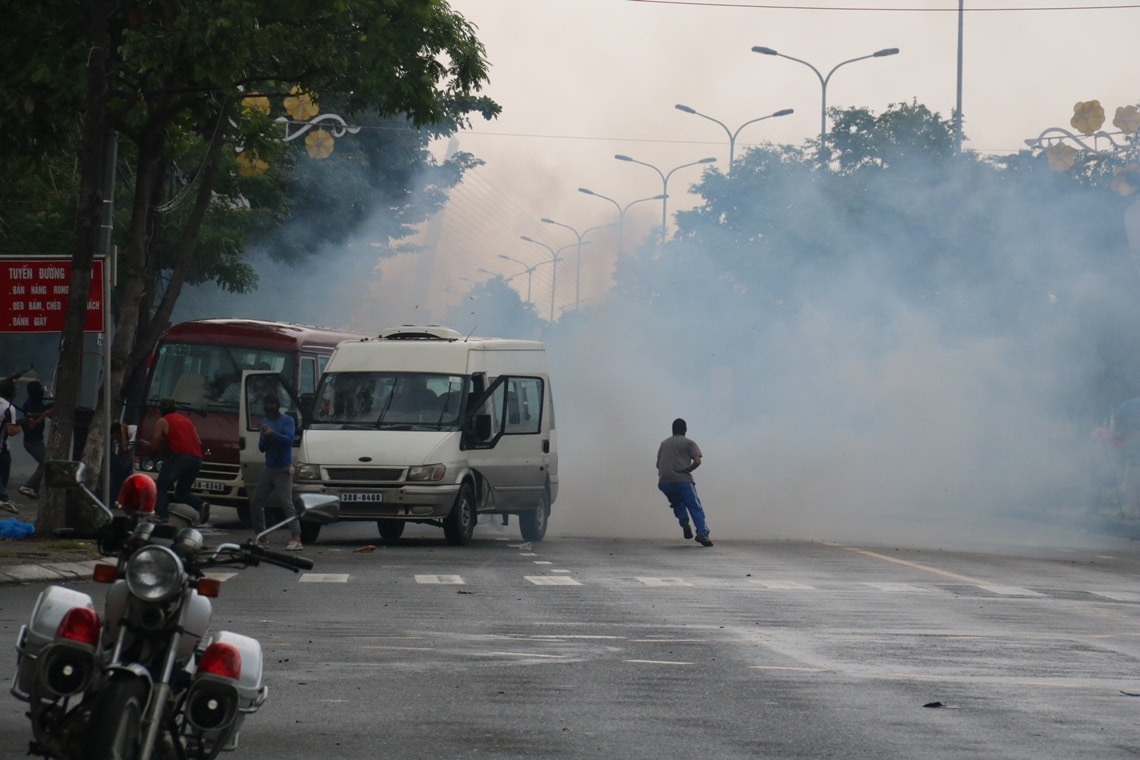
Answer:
[
  {"left": 407, "top": 463, "right": 446, "bottom": 482},
  {"left": 294, "top": 462, "right": 321, "bottom": 481},
  {"left": 126, "top": 545, "right": 185, "bottom": 603}
]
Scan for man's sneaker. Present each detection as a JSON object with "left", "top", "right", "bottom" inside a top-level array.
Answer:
[
  {"left": 0, "top": 501, "right": 18, "bottom": 515},
  {"left": 18, "top": 486, "right": 37, "bottom": 499},
  {"left": 198, "top": 502, "right": 211, "bottom": 525},
  {"left": 285, "top": 540, "right": 304, "bottom": 552},
  {"left": 695, "top": 533, "right": 713, "bottom": 547},
  {"left": 681, "top": 523, "right": 694, "bottom": 540}
]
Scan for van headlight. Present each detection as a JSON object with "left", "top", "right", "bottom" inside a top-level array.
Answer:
[
  {"left": 407, "top": 464, "right": 446, "bottom": 482},
  {"left": 294, "top": 462, "right": 321, "bottom": 481},
  {"left": 126, "top": 545, "right": 184, "bottom": 602}
]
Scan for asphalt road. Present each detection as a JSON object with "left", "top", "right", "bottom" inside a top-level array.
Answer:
[{"left": 4, "top": 515, "right": 1140, "bottom": 759}]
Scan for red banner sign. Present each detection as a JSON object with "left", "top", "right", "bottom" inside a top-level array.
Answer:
[{"left": 0, "top": 257, "right": 105, "bottom": 333}]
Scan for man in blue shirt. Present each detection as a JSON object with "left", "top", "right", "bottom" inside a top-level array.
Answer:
[{"left": 250, "top": 393, "right": 304, "bottom": 550}]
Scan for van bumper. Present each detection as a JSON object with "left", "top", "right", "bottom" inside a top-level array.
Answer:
[{"left": 295, "top": 484, "right": 460, "bottom": 520}]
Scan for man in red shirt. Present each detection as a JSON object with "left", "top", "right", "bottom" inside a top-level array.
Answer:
[{"left": 150, "top": 398, "right": 208, "bottom": 523}]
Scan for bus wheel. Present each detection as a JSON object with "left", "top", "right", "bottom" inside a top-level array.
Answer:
[
  {"left": 519, "top": 488, "right": 551, "bottom": 543},
  {"left": 443, "top": 483, "right": 475, "bottom": 546},
  {"left": 377, "top": 519, "right": 405, "bottom": 544},
  {"left": 299, "top": 521, "right": 321, "bottom": 545}
]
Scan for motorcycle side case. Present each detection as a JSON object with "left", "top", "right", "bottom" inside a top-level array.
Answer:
[
  {"left": 199, "top": 630, "right": 266, "bottom": 712},
  {"left": 104, "top": 579, "right": 213, "bottom": 660},
  {"left": 11, "top": 585, "right": 96, "bottom": 700}
]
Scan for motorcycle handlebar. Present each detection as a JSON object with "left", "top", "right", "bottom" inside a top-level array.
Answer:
[{"left": 250, "top": 544, "right": 314, "bottom": 572}]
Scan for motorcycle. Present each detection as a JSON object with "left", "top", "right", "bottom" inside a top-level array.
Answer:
[{"left": 10, "top": 460, "right": 338, "bottom": 759}]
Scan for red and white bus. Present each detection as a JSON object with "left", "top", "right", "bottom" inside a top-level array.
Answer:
[{"left": 134, "top": 318, "right": 368, "bottom": 522}]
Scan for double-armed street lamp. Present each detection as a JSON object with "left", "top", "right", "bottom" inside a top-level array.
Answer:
[
  {"left": 673, "top": 105, "right": 794, "bottom": 171},
  {"left": 577, "top": 189, "right": 668, "bottom": 256},
  {"left": 613, "top": 154, "right": 717, "bottom": 246},
  {"left": 519, "top": 236, "right": 582, "bottom": 322},
  {"left": 540, "top": 217, "right": 613, "bottom": 311},
  {"left": 497, "top": 254, "right": 552, "bottom": 303},
  {"left": 751, "top": 45, "right": 899, "bottom": 165}
]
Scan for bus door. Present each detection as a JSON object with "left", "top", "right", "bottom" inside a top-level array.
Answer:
[{"left": 239, "top": 371, "right": 301, "bottom": 498}]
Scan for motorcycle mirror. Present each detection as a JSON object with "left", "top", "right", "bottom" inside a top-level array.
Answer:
[
  {"left": 297, "top": 493, "right": 339, "bottom": 525},
  {"left": 43, "top": 460, "right": 115, "bottom": 527}
]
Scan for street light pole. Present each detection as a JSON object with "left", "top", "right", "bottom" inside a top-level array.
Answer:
[
  {"left": 497, "top": 254, "right": 550, "bottom": 303},
  {"left": 520, "top": 236, "right": 569, "bottom": 323},
  {"left": 752, "top": 45, "right": 899, "bottom": 165},
  {"left": 614, "top": 154, "right": 716, "bottom": 246},
  {"left": 577, "top": 189, "right": 667, "bottom": 256},
  {"left": 540, "top": 218, "right": 610, "bottom": 311},
  {"left": 674, "top": 105, "right": 794, "bottom": 171}
]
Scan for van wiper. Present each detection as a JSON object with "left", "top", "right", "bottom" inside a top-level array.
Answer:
[{"left": 374, "top": 381, "right": 397, "bottom": 428}]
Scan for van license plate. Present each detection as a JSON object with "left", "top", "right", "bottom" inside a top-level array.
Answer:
[
  {"left": 193, "top": 480, "right": 226, "bottom": 493},
  {"left": 340, "top": 492, "right": 383, "bottom": 503}
]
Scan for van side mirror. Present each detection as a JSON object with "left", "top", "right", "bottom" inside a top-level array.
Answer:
[
  {"left": 299, "top": 392, "right": 315, "bottom": 420},
  {"left": 465, "top": 413, "right": 492, "bottom": 441}
]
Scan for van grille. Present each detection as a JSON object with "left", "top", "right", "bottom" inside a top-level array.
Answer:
[{"left": 326, "top": 467, "right": 405, "bottom": 482}]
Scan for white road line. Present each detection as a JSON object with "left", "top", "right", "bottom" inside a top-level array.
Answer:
[
  {"left": 551, "top": 569, "right": 573, "bottom": 573},
  {"left": 533, "top": 560, "right": 552, "bottom": 565},
  {"left": 976, "top": 584, "right": 1044, "bottom": 597},
  {"left": 748, "top": 580, "right": 816, "bottom": 590},
  {"left": 525, "top": 575, "right": 582, "bottom": 585},
  {"left": 624, "top": 659, "right": 692, "bottom": 665},
  {"left": 1090, "top": 590, "right": 1140, "bottom": 602},
  {"left": 861, "top": 582, "right": 932, "bottom": 593},
  {"left": 415, "top": 574, "right": 465, "bottom": 584},
  {"left": 519, "top": 552, "right": 538, "bottom": 557},
  {"left": 637, "top": 577, "right": 693, "bottom": 587},
  {"left": 299, "top": 573, "right": 349, "bottom": 583}
]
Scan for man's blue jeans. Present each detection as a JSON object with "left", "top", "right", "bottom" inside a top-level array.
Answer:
[
  {"left": 658, "top": 481, "right": 709, "bottom": 536},
  {"left": 156, "top": 454, "right": 204, "bottom": 519}
]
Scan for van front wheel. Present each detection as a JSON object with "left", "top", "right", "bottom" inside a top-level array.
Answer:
[
  {"left": 378, "top": 519, "right": 405, "bottom": 544},
  {"left": 519, "top": 489, "right": 551, "bottom": 542},
  {"left": 443, "top": 483, "right": 475, "bottom": 546}
]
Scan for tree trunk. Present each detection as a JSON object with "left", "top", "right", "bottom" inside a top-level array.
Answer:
[{"left": 40, "top": 0, "right": 114, "bottom": 535}]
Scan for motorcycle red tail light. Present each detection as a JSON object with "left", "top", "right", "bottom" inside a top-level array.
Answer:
[
  {"left": 56, "top": 607, "right": 100, "bottom": 646},
  {"left": 117, "top": 473, "right": 157, "bottom": 513},
  {"left": 199, "top": 642, "right": 241, "bottom": 680}
]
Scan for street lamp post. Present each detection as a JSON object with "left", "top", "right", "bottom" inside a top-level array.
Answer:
[
  {"left": 752, "top": 45, "right": 899, "bottom": 164},
  {"left": 674, "top": 105, "right": 794, "bottom": 171},
  {"left": 577, "top": 189, "right": 667, "bottom": 256},
  {"left": 519, "top": 236, "right": 576, "bottom": 322},
  {"left": 540, "top": 218, "right": 611, "bottom": 311},
  {"left": 497, "top": 254, "right": 551, "bottom": 303},
  {"left": 613, "top": 154, "right": 717, "bottom": 246}
]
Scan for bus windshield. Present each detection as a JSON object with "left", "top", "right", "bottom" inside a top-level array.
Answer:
[
  {"left": 311, "top": 372, "right": 468, "bottom": 430},
  {"left": 148, "top": 342, "right": 295, "bottom": 413}
]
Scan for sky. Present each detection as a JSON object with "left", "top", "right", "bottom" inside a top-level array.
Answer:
[
  {"left": 177, "top": 1, "right": 1140, "bottom": 551},
  {"left": 367, "top": 0, "right": 1140, "bottom": 322}
]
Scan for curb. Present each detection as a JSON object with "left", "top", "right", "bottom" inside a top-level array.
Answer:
[{"left": 0, "top": 560, "right": 101, "bottom": 586}]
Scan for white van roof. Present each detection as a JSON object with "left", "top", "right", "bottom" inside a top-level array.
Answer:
[{"left": 376, "top": 325, "right": 463, "bottom": 341}]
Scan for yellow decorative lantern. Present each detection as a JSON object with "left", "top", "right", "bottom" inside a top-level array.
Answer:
[
  {"left": 1070, "top": 100, "right": 1106, "bottom": 136},
  {"left": 284, "top": 86, "right": 319, "bottom": 122},
  {"left": 1045, "top": 142, "right": 1077, "bottom": 172},
  {"left": 240, "top": 94, "right": 270, "bottom": 116},
  {"left": 1112, "top": 165, "right": 1139, "bottom": 196},
  {"left": 1113, "top": 106, "right": 1140, "bottom": 135},
  {"left": 305, "top": 129, "right": 334, "bottom": 159}
]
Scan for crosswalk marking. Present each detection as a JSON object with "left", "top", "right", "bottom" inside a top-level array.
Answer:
[
  {"left": 298, "top": 573, "right": 349, "bottom": 583},
  {"left": 1090, "top": 590, "right": 1140, "bottom": 602},
  {"left": 637, "top": 577, "right": 692, "bottom": 587},
  {"left": 861, "top": 582, "right": 931, "bottom": 593},
  {"left": 526, "top": 575, "right": 582, "bottom": 585},
  {"left": 976, "top": 584, "right": 1044, "bottom": 597},
  {"left": 749, "top": 580, "right": 817, "bottom": 590},
  {"left": 415, "top": 574, "right": 465, "bottom": 584}
]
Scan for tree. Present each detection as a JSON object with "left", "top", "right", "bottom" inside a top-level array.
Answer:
[{"left": 1, "top": 1, "right": 499, "bottom": 531}]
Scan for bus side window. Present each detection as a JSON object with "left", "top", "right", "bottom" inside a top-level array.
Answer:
[{"left": 300, "top": 356, "right": 318, "bottom": 395}]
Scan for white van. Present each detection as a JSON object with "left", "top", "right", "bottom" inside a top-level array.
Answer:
[{"left": 273, "top": 326, "right": 557, "bottom": 546}]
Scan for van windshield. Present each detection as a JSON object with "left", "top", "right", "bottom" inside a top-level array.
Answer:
[
  {"left": 310, "top": 372, "right": 468, "bottom": 430},
  {"left": 148, "top": 342, "right": 293, "bottom": 413}
]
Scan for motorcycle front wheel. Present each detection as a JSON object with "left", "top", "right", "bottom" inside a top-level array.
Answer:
[{"left": 86, "top": 675, "right": 149, "bottom": 760}]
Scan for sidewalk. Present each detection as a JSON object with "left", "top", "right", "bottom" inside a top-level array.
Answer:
[{"left": 1, "top": 479, "right": 103, "bottom": 586}]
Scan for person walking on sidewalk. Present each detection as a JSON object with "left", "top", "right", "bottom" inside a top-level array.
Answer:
[
  {"left": 0, "top": 378, "right": 21, "bottom": 514},
  {"left": 250, "top": 393, "right": 303, "bottom": 551},
  {"left": 150, "top": 398, "right": 208, "bottom": 524},
  {"left": 656, "top": 417, "right": 712, "bottom": 547},
  {"left": 18, "top": 380, "right": 52, "bottom": 500}
]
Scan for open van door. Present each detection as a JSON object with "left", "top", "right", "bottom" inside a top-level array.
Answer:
[{"left": 238, "top": 371, "right": 300, "bottom": 515}]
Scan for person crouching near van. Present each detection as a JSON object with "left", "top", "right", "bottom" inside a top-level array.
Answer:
[
  {"left": 151, "top": 398, "right": 208, "bottom": 524},
  {"left": 252, "top": 394, "right": 304, "bottom": 551},
  {"left": 656, "top": 417, "right": 713, "bottom": 547}
]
